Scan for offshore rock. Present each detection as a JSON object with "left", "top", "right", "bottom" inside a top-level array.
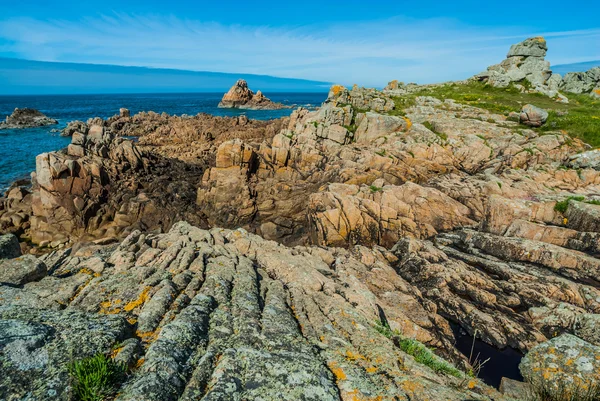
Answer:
[
  {"left": 218, "top": 79, "right": 288, "bottom": 110},
  {"left": 0, "top": 108, "right": 58, "bottom": 130}
]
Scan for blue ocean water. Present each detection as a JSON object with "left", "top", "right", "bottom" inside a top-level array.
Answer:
[{"left": 0, "top": 92, "right": 327, "bottom": 190}]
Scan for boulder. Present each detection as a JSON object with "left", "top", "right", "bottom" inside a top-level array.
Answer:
[
  {"left": 60, "top": 120, "right": 88, "bottom": 137},
  {"left": 120, "top": 108, "right": 130, "bottom": 118},
  {"left": 0, "top": 234, "right": 21, "bottom": 259},
  {"left": 520, "top": 104, "right": 548, "bottom": 127},
  {"left": 0, "top": 255, "right": 47, "bottom": 285},
  {"left": 0, "top": 108, "right": 58, "bottom": 130},
  {"left": 520, "top": 334, "right": 600, "bottom": 391},
  {"left": 507, "top": 36, "right": 547, "bottom": 58}
]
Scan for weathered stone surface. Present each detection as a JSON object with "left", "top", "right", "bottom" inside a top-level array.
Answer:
[
  {"left": 0, "top": 234, "right": 21, "bottom": 259},
  {"left": 561, "top": 67, "right": 600, "bottom": 95},
  {"left": 520, "top": 104, "right": 548, "bottom": 127},
  {"left": 520, "top": 334, "right": 600, "bottom": 391},
  {"left": 0, "top": 222, "right": 510, "bottom": 401},
  {"left": 0, "top": 255, "right": 47, "bottom": 285},
  {"left": 507, "top": 37, "right": 548, "bottom": 58},
  {"left": 0, "top": 108, "right": 58, "bottom": 130}
]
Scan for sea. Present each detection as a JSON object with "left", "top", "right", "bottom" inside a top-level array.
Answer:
[{"left": 0, "top": 92, "right": 327, "bottom": 191}]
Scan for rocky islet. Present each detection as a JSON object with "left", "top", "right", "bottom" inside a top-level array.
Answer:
[{"left": 1, "top": 36, "right": 600, "bottom": 400}]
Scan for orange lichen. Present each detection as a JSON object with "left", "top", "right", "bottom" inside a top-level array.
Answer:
[
  {"left": 467, "top": 379, "right": 477, "bottom": 389},
  {"left": 327, "top": 361, "right": 347, "bottom": 382},
  {"left": 124, "top": 287, "right": 151, "bottom": 312},
  {"left": 402, "top": 117, "right": 413, "bottom": 130},
  {"left": 345, "top": 350, "right": 367, "bottom": 362},
  {"left": 365, "top": 366, "right": 377, "bottom": 373},
  {"left": 134, "top": 358, "right": 145, "bottom": 369},
  {"left": 331, "top": 85, "right": 345, "bottom": 96},
  {"left": 401, "top": 380, "right": 422, "bottom": 393},
  {"left": 594, "top": 89, "right": 600, "bottom": 95}
]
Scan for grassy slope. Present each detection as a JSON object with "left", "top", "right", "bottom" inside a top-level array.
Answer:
[{"left": 390, "top": 81, "right": 600, "bottom": 148}]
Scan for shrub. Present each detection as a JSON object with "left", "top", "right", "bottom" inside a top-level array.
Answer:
[
  {"left": 554, "top": 196, "right": 585, "bottom": 213},
  {"left": 68, "top": 353, "right": 126, "bottom": 401}
]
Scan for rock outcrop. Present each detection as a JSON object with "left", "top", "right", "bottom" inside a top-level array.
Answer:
[
  {"left": 474, "top": 37, "right": 566, "bottom": 101},
  {"left": 218, "top": 79, "right": 288, "bottom": 110},
  {"left": 0, "top": 222, "right": 511, "bottom": 401},
  {"left": 0, "top": 108, "right": 58, "bottom": 129},
  {"left": 561, "top": 66, "right": 600, "bottom": 97}
]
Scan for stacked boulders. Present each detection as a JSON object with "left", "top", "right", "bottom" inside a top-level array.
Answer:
[{"left": 474, "top": 37, "right": 566, "bottom": 101}]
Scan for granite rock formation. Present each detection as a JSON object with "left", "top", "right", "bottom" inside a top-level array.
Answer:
[
  {"left": 474, "top": 37, "right": 566, "bottom": 101},
  {"left": 218, "top": 79, "right": 289, "bottom": 110},
  {"left": 0, "top": 108, "right": 58, "bottom": 129}
]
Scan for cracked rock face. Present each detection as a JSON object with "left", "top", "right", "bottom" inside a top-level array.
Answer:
[{"left": 0, "top": 222, "right": 510, "bottom": 401}]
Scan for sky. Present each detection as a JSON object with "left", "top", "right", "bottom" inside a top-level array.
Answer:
[{"left": 0, "top": 0, "right": 599, "bottom": 89}]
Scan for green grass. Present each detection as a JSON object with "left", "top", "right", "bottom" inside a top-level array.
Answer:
[
  {"left": 389, "top": 81, "right": 600, "bottom": 147},
  {"left": 374, "top": 321, "right": 462, "bottom": 378},
  {"left": 68, "top": 353, "right": 126, "bottom": 401},
  {"left": 554, "top": 196, "right": 586, "bottom": 213},
  {"left": 369, "top": 185, "right": 383, "bottom": 193}
]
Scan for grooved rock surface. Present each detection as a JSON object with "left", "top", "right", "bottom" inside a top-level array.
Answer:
[{"left": 0, "top": 222, "right": 510, "bottom": 401}]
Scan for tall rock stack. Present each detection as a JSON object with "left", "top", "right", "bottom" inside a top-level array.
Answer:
[{"left": 474, "top": 37, "right": 566, "bottom": 101}]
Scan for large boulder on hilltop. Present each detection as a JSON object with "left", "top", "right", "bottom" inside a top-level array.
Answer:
[
  {"left": 218, "top": 79, "right": 288, "bottom": 110},
  {"left": 507, "top": 36, "right": 547, "bottom": 57},
  {"left": 0, "top": 108, "right": 58, "bottom": 130},
  {"left": 474, "top": 37, "right": 564, "bottom": 100}
]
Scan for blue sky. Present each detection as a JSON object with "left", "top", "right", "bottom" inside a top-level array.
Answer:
[{"left": 0, "top": 0, "right": 599, "bottom": 87}]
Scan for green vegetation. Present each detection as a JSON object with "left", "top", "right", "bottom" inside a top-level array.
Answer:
[
  {"left": 68, "top": 353, "right": 126, "bottom": 401},
  {"left": 375, "top": 149, "right": 386, "bottom": 157},
  {"left": 369, "top": 185, "right": 383, "bottom": 193},
  {"left": 389, "top": 81, "right": 600, "bottom": 147},
  {"left": 554, "top": 196, "right": 586, "bottom": 213},
  {"left": 422, "top": 121, "right": 448, "bottom": 141},
  {"left": 525, "top": 380, "right": 600, "bottom": 401},
  {"left": 343, "top": 124, "right": 358, "bottom": 133},
  {"left": 374, "top": 321, "right": 462, "bottom": 377}
]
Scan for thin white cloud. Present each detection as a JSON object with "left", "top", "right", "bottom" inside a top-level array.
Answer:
[{"left": 0, "top": 13, "right": 598, "bottom": 86}]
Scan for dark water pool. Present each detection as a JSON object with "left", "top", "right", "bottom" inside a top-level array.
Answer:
[{"left": 451, "top": 323, "right": 524, "bottom": 388}]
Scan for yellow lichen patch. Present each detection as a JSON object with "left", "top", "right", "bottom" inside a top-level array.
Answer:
[
  {"left": 124, "top": 287, "right": 151, "bottom": 312},
  {"left": 126, "top": 317, "right": 138, "bottom": 325},
  {"left": 345, "top": 389, "right": 383, "bottom": 401},
  {"left": 594, "top": 89, "right": 600, "bottom": 95},
  {"left": 401, "top": 380, "right": 422, "bottom": 393},
  {"left": 328, "top": 361, "right": 347, "bottom": 382},
  {"left": 110, "top": 346, "right": 124, "bottom": 359},
  {"left": 79, "top": 268, "right": 94, "bottom": 275},
  {"left": 344, "top": 350, "right": 367, "bottom": 362},
  {"left": 402, "top": 117, "right": 412, "bottom": 131},
  {"left": 467, "top": 379, "right": 477, "bottom": 389},
  {"left": 563, "top": 217, "right": 568, "bottom": 225},
  {"left": 331, "top": 84, "right": 345, "bottom": 96},
  {"left": 365, "top": 366, "right": 377, "bottom": 374},
  {"left": 136, "top": 329, "right": 160, "bottom": 343},
  {"left": 533, "top": 36, "right": 546, "bottom": 44},
  {"left": 134, "top": 357, "right": 145, "bottom": 369}
]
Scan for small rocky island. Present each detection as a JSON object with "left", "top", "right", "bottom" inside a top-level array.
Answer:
[
  {"left": 0, "top": 107, "right": 58, "bottom": 129},
  {"left": 218, "top": 79, "right": 289, "bottom": 110}
]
